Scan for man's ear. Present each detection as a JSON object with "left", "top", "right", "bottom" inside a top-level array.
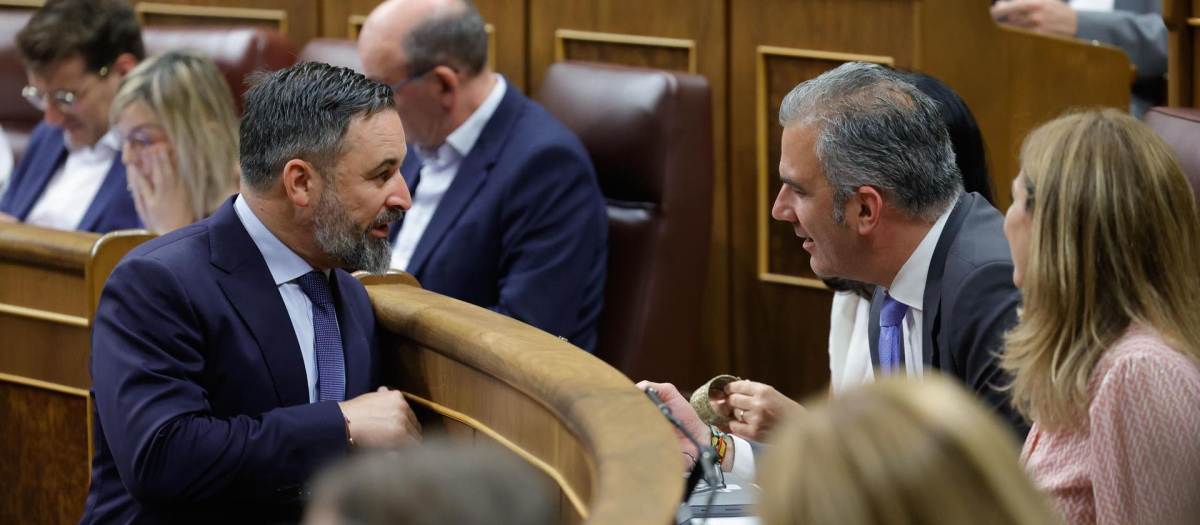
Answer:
[
  {"left": 854, "top": 186, "right": 884, "bottom": 235},
  {"left": 432, "top": 65, "right": 459, "bottom": 107},
  {"left": 282, "top": 159, "right": 320, "bottom": 208},
  {"left": 111, "top": 53, "right": 138, "bottom": 78}
]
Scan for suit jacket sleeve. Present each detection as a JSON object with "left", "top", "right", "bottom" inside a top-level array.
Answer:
[
  {"left": 943, "top": 260, "right": 1030, "bottom": 439},
  {"left": 1075, "top": 2, "right": 1167, "bottom": 82},
  {"left": 91, "top": 255, "right": 348, "bottom": 506},
  {"left": 491, "top": 143, "right": 606, "bottom": 343}
]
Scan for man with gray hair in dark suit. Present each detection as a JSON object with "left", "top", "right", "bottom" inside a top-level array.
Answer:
[{"left": 640, "top": 61, "right": 1024, "bottom": 481}]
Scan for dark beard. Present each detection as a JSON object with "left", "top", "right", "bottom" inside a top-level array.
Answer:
[{"left": 312, "top": 187, "right": 404, "bottom": 275}]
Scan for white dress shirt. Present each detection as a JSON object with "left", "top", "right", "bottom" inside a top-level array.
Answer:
[
  {"left": 1069, "top": 0, "right": 1115, "bottom": 12},
  {"left": 0, "top": 126, "right": 13, "bottom": 199},
  {"left": 234, "top": 195, "right": 336, "bottom": 403},
  {"left": 390, "top": 76, "right": 508, "bottom": 271},
  {"left": 828, "top": 291, "right": 874, "bottom": 393},
  {"left": 24, "top": 129, "right": 120, "bottom": 231}
]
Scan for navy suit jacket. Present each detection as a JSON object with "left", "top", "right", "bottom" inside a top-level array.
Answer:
[
  {"left": 0, "top": 122, "right": 138, "bottom": 232},
  {"left": 390, "top": 81, "right": 607, "bottom": 352},
  {"left": 868, "top": 192, "right": 1029, "bottom": 439},
  {"left": 81, "top": 198, "right": 380, "bottom": 524}
]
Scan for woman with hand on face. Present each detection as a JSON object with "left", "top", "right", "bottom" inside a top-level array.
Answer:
[
  {"left": 110, "top": 50, "right": 239, "bottom": 234},
  {"left": 1003, "top": 109, "right": 1200, "bottom": 524}
]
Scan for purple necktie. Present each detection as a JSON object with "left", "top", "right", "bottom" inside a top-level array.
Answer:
[
  {"left": 297, "top": 271, "right": 346, "bottom": 402},
  {"left": 879, "top": 293, "right": 908, "bottom": 375}
]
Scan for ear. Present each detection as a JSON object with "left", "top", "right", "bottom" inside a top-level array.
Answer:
[
  {"left": 111, "top": 53, "right": 139, "bottom": 78},
  {"left": 853, "top": 186, "right": 884, "bottom": 235},
  {"left": 281, "top": 159, "right": 321, "bottom": 208},
  {"left": 431, "top": 65, "right": 460, "bottom": 107}
]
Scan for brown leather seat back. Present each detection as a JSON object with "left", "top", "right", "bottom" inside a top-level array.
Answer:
[
  {"left": 298, "top": 38, "right": 363, "bottom": 73},
  {"left": 142, "top": 26, "right": 295, "bottom": 112},
  {"left": 1143, "top": 107, "right": 1200, "bottom": 209},
  {"left": 537, "top": 61, "right": 713, "bottom": 383},
  {"left": 0, "top": 10, "right": 39, "bottom": 162}
]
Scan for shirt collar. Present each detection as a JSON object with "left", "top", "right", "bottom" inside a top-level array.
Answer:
[
  {"left": 64, "top": 128, "right": 121, "bottom": 155},
  {"left": 417, "top": 75, "right": 508, "bottom": 162},
  {"left": 886, "top": 198, "right": 957, "bottom": 310},
  {"left": 233, "top": 194, "right": 317, "bottom": 286}
]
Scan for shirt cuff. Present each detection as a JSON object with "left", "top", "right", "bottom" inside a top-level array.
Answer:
[{"left": 729, "top": 435, "right": 757, "bottom": 483}]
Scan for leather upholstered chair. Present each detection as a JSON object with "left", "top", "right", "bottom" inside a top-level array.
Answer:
[
  {"left": 536, "top": 61, "right": 714, "bottom": 385},
  {"left": 1143, "top": 107, "right": 1200, "bottom": 208},
  {"left": 0, "top": 9, "right": 38, "bottom": 162},
  {"left": 298, "top": 38, "right": 363, "bottom": 73},
  {"left": 142, "top": 26, "right": 295, "bottom": 113}
]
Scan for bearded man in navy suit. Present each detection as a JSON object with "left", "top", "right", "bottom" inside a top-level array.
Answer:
[
  {"left": 358, "top": 0, "right": 608, "bottom": 352},
  {"left": 81, "top": 62, "right": 422, "bottom": 524}
]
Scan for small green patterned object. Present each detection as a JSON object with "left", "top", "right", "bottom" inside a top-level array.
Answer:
[{"left": 689, "top": 374, "right": 742, "bottom": 426}]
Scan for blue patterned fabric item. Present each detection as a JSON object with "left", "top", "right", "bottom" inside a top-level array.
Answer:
[
  {"left": 297, "top": 271, "right": 346, "bottom": 402},
  {"left": 878, "top": 293, "right": 908, "bottom": 375}
]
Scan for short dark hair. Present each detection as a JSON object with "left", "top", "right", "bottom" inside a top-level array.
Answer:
[
  {"left": 17, "top": 0, "right": 145, "bottom": 74},
  {"left": 239, "top": 62, "right": 395, "bottom": 192},
  {"left": 405, "top": 0, "right": 488, "bottom": 76},
  {"left": 895, "top": 70, "right": 993, "bottom": 204}
]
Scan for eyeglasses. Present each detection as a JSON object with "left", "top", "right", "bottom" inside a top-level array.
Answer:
[
  {"left": 22, "top": 65, "right": 110, "bottom": 113},
  {"left": 388, "top": 65, "right": 459, "bottom": 93},
  {"left": 119, "top": 124, "right": 169, "bottom": 152}
]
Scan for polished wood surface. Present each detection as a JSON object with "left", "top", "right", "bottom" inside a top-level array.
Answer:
[
  {"left": 1166, "top": 0, "right": 1198, "bottom": 107},
  {"left": 0, "top": 225, "right": 154, "bottom": 523},
  {"left": 365, "top": 278, "right": 683, "bottom": 524}
]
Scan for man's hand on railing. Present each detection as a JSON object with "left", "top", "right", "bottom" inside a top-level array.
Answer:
[{"left": 338, "top": 386, "right": 422, "bottom": 448}]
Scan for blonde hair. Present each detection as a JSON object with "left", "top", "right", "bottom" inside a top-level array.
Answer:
[
  {"left": 1003, "top": 109, "right": 1200, "bottom": 432},
  {"left": 110, "top": 51, "right": 239, "bottom": 220},
  {"left": 760, "top": 375, "right": 1059, "bottom": 525}
]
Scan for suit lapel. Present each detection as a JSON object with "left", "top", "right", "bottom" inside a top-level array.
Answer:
[
  {"left": 77, "top": 157, "right": 130, "bottom": 231},
  {"left": 208, "top": 199, "right": 309, "bottom": 407},
  {"left": 13, "top": 133, "right": 67, "bottom": 220},
  {"left": 331, "top": 271, "right": 372, "bottom": 396},
  {"left": 921, "top": 193, "right": 972, "bottom": 367},
  {"left": 404, "top": 84, "right": 522, "bottom": 277}
]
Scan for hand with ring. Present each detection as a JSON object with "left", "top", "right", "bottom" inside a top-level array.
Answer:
[{"left": 721, "top": 380, "right": 804, "bottom": 442}]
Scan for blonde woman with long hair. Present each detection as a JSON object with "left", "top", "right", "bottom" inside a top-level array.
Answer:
[
  {"left": 1003, "top": 109, "right": 1200, "bottom": 524},
  {"left": 110, "top": 50, "right": 239, "bottom": 233},
  {"left": 760, "top": 374, "right": 1059, "bottom": 525}
]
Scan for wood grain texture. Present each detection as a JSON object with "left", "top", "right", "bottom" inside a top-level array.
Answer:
[
  {"left": 0, "top": 224, "right": 98, "bottom": 274},
  {"left": 130, "top": 0, "right": 317, "bottom": 50},
  {"left": 365, "top": 282, "right": 682, "bottom": 524},
  {"left": 0, "top": 375, "right": 90, "bottom": 525},
  {"left": 1166, "top": 0, "right": 1196, "bottom": 106},
  {"left": 529, "top": 0, "right": 732, "bottom": 392}
]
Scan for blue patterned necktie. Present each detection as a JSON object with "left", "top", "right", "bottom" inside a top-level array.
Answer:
[
  {"left": 879, "top": 293, "right": 908, "bottom": 376},
  {"left": 297, "top": 271, "right": 346, "bottom": 402}
]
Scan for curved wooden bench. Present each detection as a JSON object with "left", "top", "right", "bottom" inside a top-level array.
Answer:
[{"left": 362, "top": 276, "right": 683, "bottom": 524}]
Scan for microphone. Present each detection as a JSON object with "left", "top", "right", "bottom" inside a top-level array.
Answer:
[{"left": 644, "top": 387, "right": 722, "bottom": 502}]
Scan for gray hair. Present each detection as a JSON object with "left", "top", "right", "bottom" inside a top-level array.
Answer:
[
  {"left": 404, "top": 0, "right": 488, "bottom": 76},
  {"left": 239, "top": 62, "right": 394, "bottom": 192},
  {"left": 778, "top": 62, "right": 963, "bottom": 223}
]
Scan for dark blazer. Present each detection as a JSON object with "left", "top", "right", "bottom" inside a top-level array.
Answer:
[
  {"left": 81, "top": 197, "right": 379, "bottom": 524},
  {"left": 0, "top": 122, "right": 138, "bottom": 232},
  {"left": 390, "top": 80, "right": 607, "bottom": 352},
  {"left": 868, "top": 192, "right": 1028, "bottom": 438}
]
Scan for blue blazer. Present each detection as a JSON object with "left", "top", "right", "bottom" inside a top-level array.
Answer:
[
  {"left": 81, "top": 198, "right": 380, "bottom": 524},
  {"left": 391, "top": 82, "right": 607, "bottom": 352},
  {"left": 0, "top": 122, "right": 137, "bottom": 233},
  {"left": 868, "top": 192, "right": 1028, "bottom": 439}
]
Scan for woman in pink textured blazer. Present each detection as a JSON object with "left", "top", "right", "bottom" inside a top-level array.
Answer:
[{"left": 1002, "top": 109, "right": 1200, "bottom": 525}]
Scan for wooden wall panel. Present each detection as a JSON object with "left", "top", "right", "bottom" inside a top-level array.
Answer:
[
  {"left": 529, "top": 0, "right": 731, "bottom": 391},
  {"left": 0, "top": 376, "right": 91, "bottom": 525},
  {"left": 131, "top": 1, "right": 317, "bottom": 52},
  {"left": 319, "top": 0, "right": 528, "bottom": 93},
  {"left": 1166, "top": 0, "right": 1198, "bottom": 106}
]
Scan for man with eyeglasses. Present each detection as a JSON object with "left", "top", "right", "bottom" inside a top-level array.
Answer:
[
  {"left": 358, "top": 0, "right": 608, "bottom": 353},
  {"left": 0, "top": 0, "right": 142, "bottom": 233}
]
